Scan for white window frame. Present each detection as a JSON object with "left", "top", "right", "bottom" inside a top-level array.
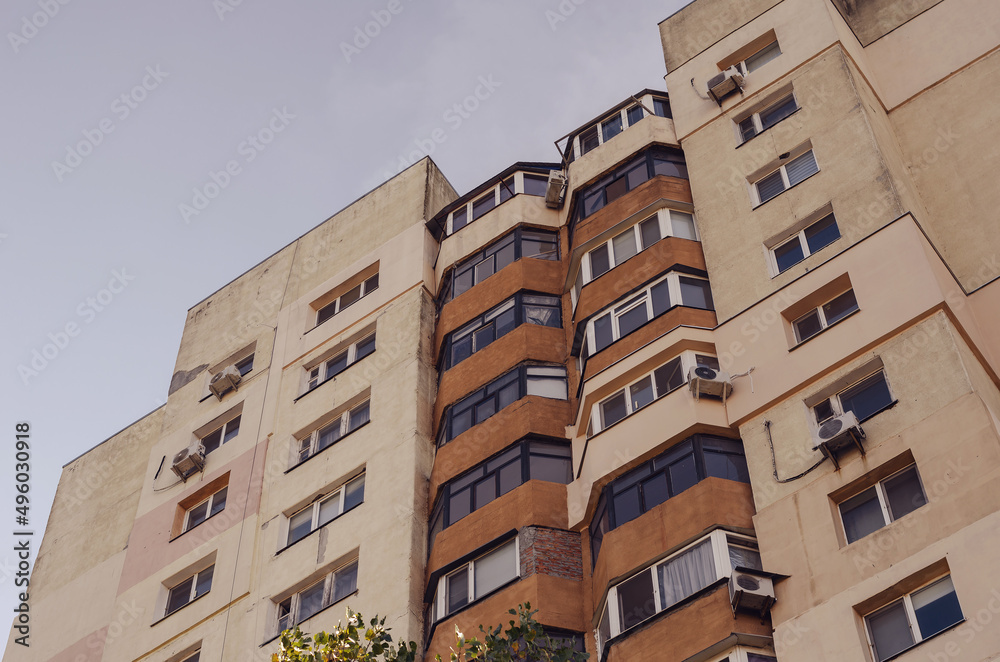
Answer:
[
  {"left": 445, "top": 172, "right": 549, "bottom": 235},
  {"left": 183, "top": 485, "right": 228, "bottom": 533},
  {"left": 751, "top": 150, "right": 819, "bottom": 206},
  {"left": 767, "top": 212, "right": 840, "bottom": 276},
  {"left": 199, "top": 415, "right": 241, "bottom": 454},
  {"left": 839, "top": 465, "right": 926, "bottom": 544},
  {"left": 588, "top": 352, "right": 719, "bottom": 435},
  {"left": 863, "top": 575, "right": 964, "bottom": 662},
  {"left": 430, "top": 538, "right": 520, "bottom": 623},
  {"left": 581, "top": 209, "right": 699, "bottom": 285},
  {"left": 736, "top": 93, "right": 798, "bottom": 144},
  {"left": 284, "top": 474, "right": 365, "bottom": 547},
  {"left": 274, "top": 559, "right": 359, "bottom": 636},
  {"left": 812, "top": 369, "right": 892, "bottom": 424},
  {"left": 596, "top": 531, "right": 758, "bottom": 650},
  {"left": 735, "top": 40, "right": 781, "bottom": 76},
  {"left": 705, "top": 648, "right": 777, "bottom": 662},
  {"left": 165, "top": 565, "right": 214, "bottom": 616},
  {"left": 294, "top": 401, "right": 370, "bottom": 466},
  {"left": 583, "top": 272, "right": 713, "bottom": 353},
  {"left": 316, "top": 274, "right": 379, "bottom": 325},
  {"left": 304, "top": 334, "right": 376, "bottom": 393},
  {"left": 792, "top": 288, "right": 859, "bottom": 344},
  {"left": 570, "top": 96, "right": 668, "bottom": 160}
]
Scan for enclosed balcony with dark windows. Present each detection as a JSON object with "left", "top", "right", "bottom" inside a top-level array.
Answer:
[{"left": 573, "top": 146, "right": 688, "bottom": 226}]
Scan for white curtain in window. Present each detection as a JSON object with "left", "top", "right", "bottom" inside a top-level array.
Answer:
[
  {"left": 474, "top": 541, "right": 517, "bottom": 598},
  {"left": 657, "top": 539, "right": 715, "bottom": 609}
]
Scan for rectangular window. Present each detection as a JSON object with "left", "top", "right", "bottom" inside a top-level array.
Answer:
[
  {"left": 792, "top": 289, "right": 858, "bottom": 343},
  {"left": 596, "top": 531, "right": 757, "bottom": 651},
  {"left": 737, "top": 40, "right": 781, "bottom": 75},
  {"left": 585, "top": 272, "right": 713, "bottom": 355},
  {"left": 840, "top": 465, "right": 926, "bottom": 544},
  {"left": 443, "top": 293, "right": 561, "bottom": 370},
  {"left": 184, "top": 486, "right": 228, "bottom": 532},
  {"left": 166, "top": 566, "right": 214, "bottom": 616},
  {"left": 200, "top": 415, "right": 241, "bottom": 454},
  {"left": 574, "top": 147, "right": 687, "bottom": 222},
  {"left": 582, "top": 209, "right": 698, "bottom": 284},
  {"left": 438, "top": 365, "right": 568, "bottom": 446},
  {"left": 813, "top": 370, "right": 893, "bottom": 425},
  {"left": 737, "top": 93, "right": 797, "bottom": 143},
  {"left": 316, "top": 274, "right": 379, "bottom": 326},
  {"left": 865, "top": 576, "right": 963, "bottom": 661},
  {"left": 431, "top": 539, "right": 518, "bottom": 622},
  {"left": 753, "top": 151, "right": 819, "bottom": 205},
  {"left": 295, "top": 401, "right": 370, "bottom": 466},
  {"left": 445, "top": 172, "right": 560, "bottom": 234},
  {"left": 771, "top": 213, "right": 840, "bottom": 274},
  {"left": 235, "top": 354, "right": 254, "bottom": 377},
  {"left": 304, "top": 334, "right": 376, "bottom": 393},
  {"left": 522, "top": 174, "right": 548, "bottom": 197},
  {"left": 439, "top": 228, "right": 558, "bottom": 303},
  {"left": 275, "top": 560, "right": 359, "bottom": 635},
  {"left": 286, "top": 474, "right": 365, "bottom": 546}
]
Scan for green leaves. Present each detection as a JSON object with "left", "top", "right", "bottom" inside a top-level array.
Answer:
[
  {"left": 437, "top": 603, "right": 589, "bottom": 662},
  {"left": 272, "top": 609, "right": 417, "bottom": 662}
]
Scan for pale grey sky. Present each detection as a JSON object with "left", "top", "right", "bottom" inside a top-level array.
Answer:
[{"left": 0, "top": 0, "right": 690, "bottom": 652}]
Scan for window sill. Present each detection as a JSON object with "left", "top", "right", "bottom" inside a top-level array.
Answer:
[
  {"left": 284, "top": 420, "right": 371, "bottom": 474},
  {"left": 275, "top": 502, "right": 362, "bottom": 555},
  {"left": 735, "top": 107, "right": 802, "bottom": 150},
  {"left": 150, "top": 590, "right": 211, "bottom": 627},
  {"left": 788, "top": 308, "right": 861, "bottom": 352},
  {"left": 259, "top": 589, "right": 360, "bottom": 647},
  {"left": 751, "top": 170, "right": 819, "bottom": 210},
  {"left": 169, "top": 510, "right": 227, "bottom": 543}
]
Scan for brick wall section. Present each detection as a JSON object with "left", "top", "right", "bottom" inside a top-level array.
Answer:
[{"left": 519, "top": 526, "right": 583, "bottom": 582}]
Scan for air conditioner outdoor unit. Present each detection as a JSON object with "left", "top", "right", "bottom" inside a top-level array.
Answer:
[
  {"left": 688, "top": 366, "right": 733, "bottom": 403},
  {"left": 729, "top": 570, "right": 775, "bottom": 618},
  {"left": 810, "top": 411, "right": 866, "bottom": 468},
  {"left": 707, "top": 67, "right": 745, "bottom": 105},
  {"left": 545, "top": 170, "right": 567, "bottom": 209},
  {"left": 171, "top": 443, "right": 206, "bottom": 481},
  {"left": 209, "top": 364, "right": 242, "bottom": 399}
]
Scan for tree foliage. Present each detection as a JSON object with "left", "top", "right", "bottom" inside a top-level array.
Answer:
[{"left": 271, "top": 603, "right": 588, "bottom": 662}]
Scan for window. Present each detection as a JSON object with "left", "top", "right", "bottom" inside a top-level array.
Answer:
[
  {"left": 770, "top": 213, "right": 840, "bottom": 274},
  {"left": 437, "top": 365, "right": 568, "bottom": 446},
  {"left": 304, "top": 334, "right": 375, "bottom": 393},
  {"left": 813, "top": 370, "right": 893, "bottom": 424},
  {"left": 792, "top": 289, "right": 858, "bottom": 343},
  {"left": 285, "top": 474, "right": 365, "bottom": 546},
  {"left": 200, "top": 416, "right": 241, "bottom": 454},
  {"left": 183, "top": 486, "right": 227, "bottom": 533},
  {"left": 443, "top": 293, "right": 561, "bottom": 369},
  {"left": 575, "top": 147, "right": 687, "bottom": 222},
  {"left": 839, "top": 465, "right": 926, "bottom": 544},
  {"left": 445, "top": 172, "right": 558, "bottom": 235},
  {"left": 316, "top": 274, "right": 379, "bottom": 326},
  {"left": 429, "top": 440, "right": 571, "bottom": 546},
  {"left": 275, "top": 560, "right": 359, "bottom": 634},
  {"left": 582, "top": 272, "right": 714, "bottom": 357},
  {"left": 570, "top": 98, "right": 669, "bottom": 161},
  {"left": 589, "top": 353, "right": 719, "bottom": 435},
  {"left": 179, "top": 652, "right": 200, "bottom": 662},
  {"left": 865, "top": 575, "right": 964, "bottom": 661},
  {"left": 438, "top": 228, "right": 559, "bottom": 303},
  {"left": 583, "top": 209, "right": 698, "bottom": 283},
  {"left": 596, "top": 531, "right": 758, "bottom": 650},
  {"left": 738, "top": 94, "right": 798, "bottom": 143},
  {"left": 753, "top": 150, "right": 819, "bottom": 205},
  {"left": 294, "top": 401, "right": 370, "bottom": 466},
  {"left": 589, "top": 436, "right": 749, "bottom": 563},
  {"left": 235, "top": 354, "right": 254, "bottom": 377},
  {"left": 166, "top": 566, "right": 213, "bottom": 616},
  {"left": 430, "top": 539, "right": 518, "bottom": 622},
  {"left": 652, "top": 98, "right": 671, "bottom": 118},
  {"left": 736, "top": 40, "right": 781, "bottom": 75}
]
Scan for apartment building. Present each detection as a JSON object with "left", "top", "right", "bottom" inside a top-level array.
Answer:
[{"left": 10, "top": 0, "right": 1000, "bottom": 661}]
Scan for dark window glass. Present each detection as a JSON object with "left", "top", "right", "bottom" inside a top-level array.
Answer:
[
  {"left": 627, "top": 105, "right": 644, "bottom": 126},
  {"left": 343, "top": 476, "right": 365, "bottom": 511},
  {"left": 759, "top": 95, "right": 797, "bottom": 129},
  {"left": 187, "top": 500, "right": 209, "bottom": 529},
  {"left": 210, "top": 487, "right": 227, "bottom": 517},
  {"left": 222, "top": 416, "right": 240, "bottom": 444},
  {"left": 472, "top": 193, "right": 495, "bottom": 221},
  {"left": 166, "top": 577, "right": 194, "bottom": 614},
  {"left": 641, "top": 473, "right": 669, "bottom": 511},
  {"left": 756, "top": 170, "right": 786, "bottom": 203},
  {"left": 449, "top": 489, "right": 472, "bottom": 522},
  {"left": 679, "top": 277, "right": 714, "bottom": 310},
  {"left": 201, "top": 428, "right": 222, "bottom": 454},
  {"left": 650, "top": 279, "right": 672, "bottom": 316},
  {"left": 498, "top": 177, "right": 515, "bottom": 203},
  {"left": 194, "top": 566, "right": 213, "bottom": 598},
  {"left": 653, "top": 98, "right": 671, "bottom": 118},
  {"left": 823, "top": 290, "right": 859, "bottom": 325},
  {"left": 590, "top": 245, "right": 611, "bottom": 279},
  {"left": 531, "top": 454, "right": 571, "bottom": 483},
  {"left": 616, "top": 300, "right": 648, "bottom": 336},
  {"left": 668, "top": 454, "right": 698, "bottom": 495},
  {"left": 774, "top": 237, "right": 805, "bottom": 273},
  {"left": 630, "top": 377, "right": 655, "bottom": 411},
  {"left": 325, "top": 351, "right": 349, "bottom": 380},
  {"left": 794, "top": 310, "right": 823, "bottom": 342},
  {"left": 653, "top": 157, "right": 687, "bottom": 179},
  {"left": 640, "top": 217, "right": 661, "bottom": 248},
  {"left": 475, "top": 476, "right": 496, "bottom": 507},
  {"left": 705, "top": 451, "right": 750, "bottom": 482},
  {"left": 355, "top": 335, "right": 376, "bottom": 361},
  {"left": 604, "top": 176, "right": 628, "bottom": 205},
  {"left": 912, "top": 578, "right": 963, "bottom": 640},
  {"left": 617, "top": 571, "right": 656, "bottom": 630},
  {"left": 613, "top": 488, "right": 642, "bottom": 527},
  {"left": 340, "top": 284, "right": 362, "bottom": 310},
  {"left": 364, "top": 273, "right": 379, "bottom": 293},
  {"left": 868, "top": 602, "right": 914, "bottom": 661},
  {"left": 601, "top": 392, "right": 628, "bottom": 428},
  {"left": 884, "top": 466, "right": 926, "bottom": 521},
  {"left": 580, "top": 126, "right": 600, "bottom": 155},
  {"left": 454, "top": 269, "right": 474, "bottom": 298},
  {"left": 841, "top": 487, "right": 885, "bottom": 543},
  {"left": 594, "top": 314, "right": 613, "bottom": 352},
  {"left": 625, "top": 159, "right": 650, "bottom": 190},
  {"left": 839, "top": 372, "right": 892, "bottom": 421},
  {"left": 333, "top": 562, "right": 358, "bottom": 602},
  {"left": 235, "top": 356, "right": 254, "bottom": 376},
  {"left": 653, "top": 357, "right": 684, "bottom": 395},
  {"left": 739, "top": 116, "right": 757, "bottom": 143},
  {"left": 447, "top": 571, "right": 469, "bottom": 614},
  {"left": 805, "top": 214, "right": 840, "bottom": 253},
  {"left": 521, "top": 230, "right": 558, "bottom": 260},
  {"left": 814, "top": 399, "right": 836, "bottom": 423},
  {"left": 452, "top": 207, "right": 468, "bottom": 232},
  {"left": 697, "top": 354, "right": 721, "bottom": 370},
  {"left": 523, "top": 174, "right": 548, "bottom": 197},
  {"left": 602, "top": 114, "right": 623, "bottom": 142}
]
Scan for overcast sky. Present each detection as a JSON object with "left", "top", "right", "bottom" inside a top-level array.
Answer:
[{"left": 0, "top": 0, "right": 690, "bottom": 651}]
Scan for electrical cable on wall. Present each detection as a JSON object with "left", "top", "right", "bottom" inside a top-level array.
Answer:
[{"left": 765, "top": 419, "right": 826, "bottom": 483}]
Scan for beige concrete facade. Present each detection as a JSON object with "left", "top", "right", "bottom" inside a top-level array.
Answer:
[{"left": 10, "top": 1, "right": 1000, "bottom": 660}]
